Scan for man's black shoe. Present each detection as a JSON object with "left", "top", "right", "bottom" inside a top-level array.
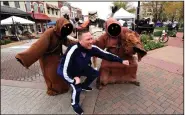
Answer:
[
  {"left": 82, "top": 86, "right": 93, "bottom": 91},
  {"left": 71, "top": 104, "right": 84, "bottom": 115}
]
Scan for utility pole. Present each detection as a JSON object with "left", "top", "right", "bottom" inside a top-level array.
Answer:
[{"left": 137, "top": 1, "right": 140, "bottom": 20}]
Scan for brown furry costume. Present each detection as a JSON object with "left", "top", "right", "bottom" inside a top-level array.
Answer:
[
  {"left": 15, "top": 17, "right": 77, "bottom": 96},
  {"left": 94, "top": 18, "right": 147, "bottom": 89}
]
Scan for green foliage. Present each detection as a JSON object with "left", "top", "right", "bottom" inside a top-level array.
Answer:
[
  {"left": 0, "top": 39, "right": 12, "bottom": 45},
  {"left": 4, "top": 39, "right": 12, "bottom": 44},
  {"left": 153, "top": 31, "right": 162, "bottom": 37},
  {"left": 178, "top": 28, "right": 184, "bottom": 32},
  {"left": 140, "top": 34, "right": 165, "bottom": 51},
  {"left": 0, "top": 40, "right": 6, "bottom": 45},
  {"left": 154, "top": 27, "right": 167, "bottom": 31},
  {"left": 167, "top": 30, "right": 177, "bottom": 37},
  {"left": 140, "top": 34, "right": 149, "bottom": 44},
  {"left": 113, "top": 1, "right": 136, "bottom": 13}
]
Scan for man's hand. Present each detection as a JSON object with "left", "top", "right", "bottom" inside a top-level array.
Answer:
[
  {"left": 74, "top": 77, "right": 81, "bottom": 84},
  {"left": 122, "top": 60, "right": 129, "bottom": 66}
]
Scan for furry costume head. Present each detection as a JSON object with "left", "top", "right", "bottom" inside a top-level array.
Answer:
[
  {"left": 105, "top": 18, "right": 121, "bottom": 38},
  {"left": 54, "top": 17, "right": 73, "bottom": 38}
]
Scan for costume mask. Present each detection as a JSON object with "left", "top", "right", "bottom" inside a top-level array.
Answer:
[
  {"left": 108, "top": 23, "right": 121, "bottom": 37},
  {"left": 60, "top": 23, "right": 73, "bottom": 38}
]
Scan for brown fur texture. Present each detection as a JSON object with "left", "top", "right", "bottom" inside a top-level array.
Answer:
[
  {"left": 15, "top": 17, "right": 77, "bottom": 96},
  {"left": 95, "top": 18, "right": 147, "bottom": 89}
]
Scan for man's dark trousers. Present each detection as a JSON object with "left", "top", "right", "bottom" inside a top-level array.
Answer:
[{"left": 58, "top": 66, "right": 99, "bottom": 105}]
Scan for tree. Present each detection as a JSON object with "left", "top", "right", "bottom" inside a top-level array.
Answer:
[
  {"left": 163, "top": 2, "right": 183, "bottom": 22},
  {"left": 141, "top": 1, "right": 166, "bottom": 23},
  {"left": 112, "top": 1, "right": 136, "bottom": 13}
]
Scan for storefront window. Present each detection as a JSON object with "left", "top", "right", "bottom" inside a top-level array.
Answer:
[
  {"left": 26, "top": 1, "right": 31, "bottom": 12},
  {"left": 30, "top": 25, "right": 35, "bottom": 32},
  {"left": 47, "top": 8, "right": 50, "bottom": 14},
  {"left": 37, "top": 24, "right": 42, "bottom": 33},
  {"left": 14, "top": 1, "right": 20, "bottom": 8},
  {"left": 52, "top": 9, "right": 54, "bottom": 15},
  {"left": 40, "top": 4, "right": 44, "bottom": 13},
  {"left": 33, "top": 2, "right": 38, "bottom": 13},
  {"left": 3, "top": 1, "right": 9, "bottom": 6}
]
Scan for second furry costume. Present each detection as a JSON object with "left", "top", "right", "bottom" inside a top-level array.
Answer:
[
  {"left": 15, "top": 17, "right": 77, "bottom": 96},
  {"left": 94, "top": 18, "right": 147, "bottom": 89}
]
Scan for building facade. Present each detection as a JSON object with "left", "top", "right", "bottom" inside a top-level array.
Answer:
[
  {"left": 58, "top": 1, "right": 82, "bottom": 19},
  {"left": 1, "top": 1, "right": 26, "bottom": 12},
  {"left": 1, "top": 1, "right": 83, "bottom": 34},
  {"left": 24, "top": 1, "right": 50, "bottom": 33},
  {"left": 44, "top": 2, "right": 60, "bottom": 22},
  {"left": 140, "top": 2, "right": 153, "bottom": 20}
]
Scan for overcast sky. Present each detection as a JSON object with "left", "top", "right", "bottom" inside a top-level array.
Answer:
[{"left": 69, "top": 2, "right": 138, "bottom": 20}]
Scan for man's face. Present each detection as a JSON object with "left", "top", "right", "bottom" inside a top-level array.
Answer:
[{"left": 79, "top": 32, "right": 94, "bottom": 49}]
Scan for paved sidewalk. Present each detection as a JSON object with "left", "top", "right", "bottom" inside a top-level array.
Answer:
[
  {"left": 1, "top": 80, "right": 98, "bottom": 114},
  {"left": 1, "top": 33, "right": 184, "bottom": 114}
]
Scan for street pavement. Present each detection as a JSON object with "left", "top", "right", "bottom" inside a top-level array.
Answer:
[{"left": 1, "top": 33, "right": 184, "bottom": 114}]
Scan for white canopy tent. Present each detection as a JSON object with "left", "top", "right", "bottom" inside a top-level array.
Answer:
[
  {"left": 1, "top": 16, "right": 35, "bottom": 25},
  {"left": 113, "top": 8, "right": 135, "bottom": 19}
]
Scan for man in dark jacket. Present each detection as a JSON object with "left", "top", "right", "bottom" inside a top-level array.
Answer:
[{"left": 57, "top": 30, "right": 129, "bottom": 114}]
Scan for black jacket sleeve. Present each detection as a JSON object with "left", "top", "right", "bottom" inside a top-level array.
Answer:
[{"left": 91, "top": 45, "right": 123, "bottom": 63}]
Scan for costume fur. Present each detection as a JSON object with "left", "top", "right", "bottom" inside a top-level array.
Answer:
[
  {"left": 94, "top": 18, "right": 147, "bottom": 89},
  {"left": 15, "top": 17, "right": 77, "bottom": 96}
]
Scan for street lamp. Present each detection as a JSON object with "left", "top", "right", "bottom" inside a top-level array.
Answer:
[
  {"left": 137, "top": 1, "right": 140, "bottom": 20},
  {"left": 31, "top": 8, "right": 36, "bottom": 33}
]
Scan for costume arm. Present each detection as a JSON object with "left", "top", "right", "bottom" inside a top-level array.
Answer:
[
  {"left": 122, "top": 27, "right": 147, "bottom": 61},
  {"left": 92, "top": 45, "right": 123, "bottom": 63},
  {"left": 15, "top": 29, "right": 51, "bottom": 68},
  {"left": 76, "top": 20, "right": 89, "bottom": 31}
]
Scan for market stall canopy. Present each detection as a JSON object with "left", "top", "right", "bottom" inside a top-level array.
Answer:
[
  {"left": 1, "top": 16, "right": 35, "bottom": 25},
  {"left": 113, "top": 8, "right": 135, "bottom": 19},
  {"left": 1, "top": 5, "right": 31, "bottom": 17}
]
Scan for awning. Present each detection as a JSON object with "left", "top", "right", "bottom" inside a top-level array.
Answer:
[
  {"left": 1, "top": 16, "right": 35, "bottom": 25},
  {"left": 29, "top": 13, "right": 50, "bottom": 21},
  {"left": 1, "top": 5, "right": 31, "bottom": 17},
  {"left": 46, "top": 3, "right": 59, "bottom": 10}
]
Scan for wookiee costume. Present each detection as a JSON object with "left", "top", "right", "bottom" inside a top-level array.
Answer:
[
  {"left": 94, "top": 18, "right": 147, "bottom": 89},
  {"left": 15, "top": 17, "right": 77, "bottom": 96}
]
